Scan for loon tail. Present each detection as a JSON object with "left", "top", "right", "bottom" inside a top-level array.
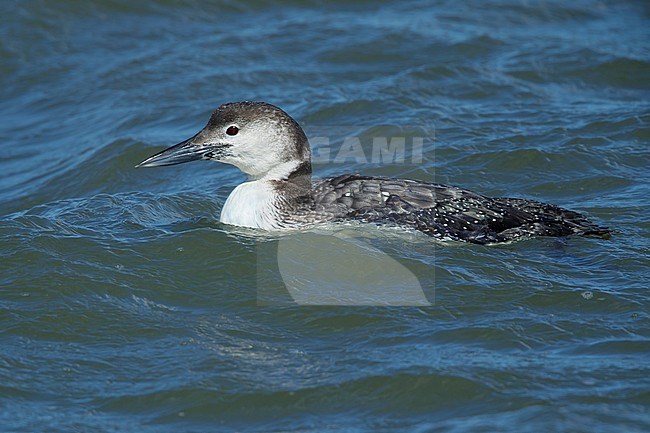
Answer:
[
  {"left": 490, "top": 197, "right": 612, "bottom": 240},
  {"left": 378, "top": 196, "right": 611, "bottom": 245}
]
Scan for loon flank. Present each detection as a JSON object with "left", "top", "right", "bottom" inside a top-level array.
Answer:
[{"left": 137, "top": 102, "right": 610, "bottom": 244}]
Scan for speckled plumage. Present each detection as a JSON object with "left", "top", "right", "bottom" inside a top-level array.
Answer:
[
  {"left": 268, "top": 174, "right": 610, "bottom": 244},
  {"left": 138, "top": 101, "right": 611, "bottom": 244}
]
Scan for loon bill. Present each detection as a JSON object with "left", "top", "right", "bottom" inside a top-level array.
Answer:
[{"left": 137, "top": 101, "right": 611, "bottom": 244}]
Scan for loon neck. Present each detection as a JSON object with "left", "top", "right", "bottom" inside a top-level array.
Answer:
[
  {"left": 253, "top": 160, "right": 313, "bottom": 195},
  {"left": 252, "top": 160, "right": 312, "bottom": 183},
  {"left": 220, "top": 160, "right": 312, "bottom": 229},
  {"left": 261, "top": 159, "right": 313, "bottom": 200}
]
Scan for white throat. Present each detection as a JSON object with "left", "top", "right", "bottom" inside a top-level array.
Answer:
[
  {"left": 220, "top": 180, "right": 279, "bottom": 229},
  {"left": 219, "top": 160, "right": 307, "bottom": 229}
]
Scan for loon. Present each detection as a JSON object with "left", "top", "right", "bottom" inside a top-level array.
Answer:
[{"left": 137, "top": 101, "right": 610, "bottom": 244}]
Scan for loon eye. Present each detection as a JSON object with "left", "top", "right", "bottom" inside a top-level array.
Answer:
[{"left": 226, "top": 125, "right": 239, "bottom": 136}]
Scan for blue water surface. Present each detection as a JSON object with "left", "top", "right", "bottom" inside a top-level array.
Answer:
[{"left": 1, "top": 1, "right": 649, "bottom": 432}]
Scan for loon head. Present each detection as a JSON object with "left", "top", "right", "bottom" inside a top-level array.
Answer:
[{"left": 137, "top": 101, "right": 312, "bottom": 180}]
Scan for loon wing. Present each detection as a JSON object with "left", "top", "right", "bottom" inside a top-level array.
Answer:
[{"left": 312, "top": 174, "right": 610, "bottom": 244}]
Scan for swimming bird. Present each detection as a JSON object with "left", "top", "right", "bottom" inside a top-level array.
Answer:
[{"left": 137, "top": 102, "right": 610, "bottom": 244}]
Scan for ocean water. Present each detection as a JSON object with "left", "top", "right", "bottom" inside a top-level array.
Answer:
[{"left": 1, "top": 0, "right": 649, "bottom": 432}]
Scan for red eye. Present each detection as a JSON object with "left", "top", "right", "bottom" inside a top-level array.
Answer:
[{"left": 226, "top": 125, "right": 239, "bottom": 136}]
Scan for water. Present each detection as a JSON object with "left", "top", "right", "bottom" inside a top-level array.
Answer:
[{"left": 1, "top": 0, "right": 649, "bottom": 431}]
